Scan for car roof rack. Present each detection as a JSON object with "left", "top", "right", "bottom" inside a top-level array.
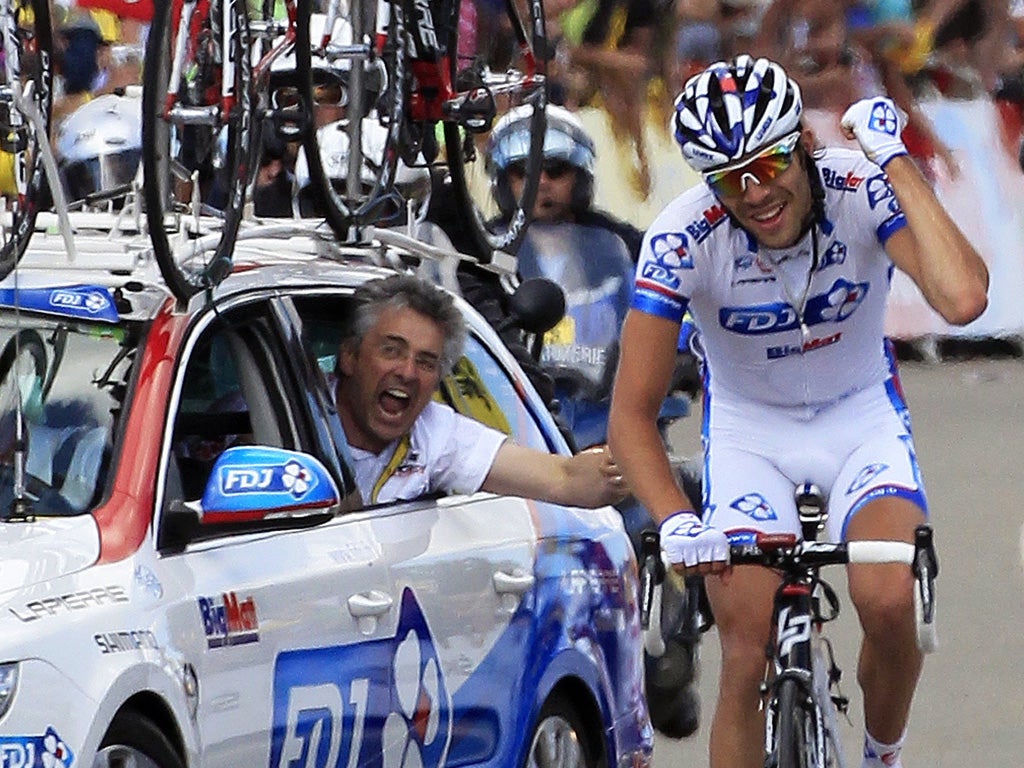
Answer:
[{"left": 17, "top": 212, "right": 518, "bottom": 297}]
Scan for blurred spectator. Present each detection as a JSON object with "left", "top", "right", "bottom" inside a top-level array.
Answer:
[
  {"left": 52, "top": 9, "right": 145, "bottom": 125},
  {"left": 673, "top": 0, "right": 723, "bottom": 87},
  {"left": 753, "top": 0, "right": 958, "bottom": 180},
  {"left": 252, "top": 124, "right": 297, "bottom": 218},
  {"left": 555, "top": 0, "right": 676, "bottom": 197}
]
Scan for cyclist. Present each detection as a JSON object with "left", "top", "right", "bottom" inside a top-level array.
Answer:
[
  {"left": 607, "top": 54, "right": 988, "bottom": 768},
  {"left": 482, "top": 103, "right": 704, "bottom": 739}
]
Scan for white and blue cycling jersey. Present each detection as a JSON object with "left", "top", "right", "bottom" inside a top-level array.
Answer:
[
  {"left": 632, "top": 148, "right": 929, "bottom": 536},
  {"left": 633, "top": 147, "right": 906, "bottom": 409}
]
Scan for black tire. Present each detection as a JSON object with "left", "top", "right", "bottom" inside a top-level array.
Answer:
[
  {"left": 443, "top": 0, "right": 548, "bottom": 259},
  {"left": 774, "top": 678, "right": 815, "bottom": 768},
  {"left": 0, "top": 0, "right": 53, "bottom": 280},
  {"left": 142, "top": 0, "right": 255, "bottom": 303},
  {"left": 523, "top": 693, "right": 603, "bottom": 768},
  {"left": 294, "top": 0, "right": 406, "bottom": 235},
  {"left": 94, "top": 710, "right": 185, "bottom": 768}
]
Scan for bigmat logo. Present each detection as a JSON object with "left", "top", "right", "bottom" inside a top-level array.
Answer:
[{"left": 198, "top": 592, "right": 259, "bottom": 648}]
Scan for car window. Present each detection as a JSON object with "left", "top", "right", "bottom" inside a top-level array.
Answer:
[
  {"left": 0, "top": 317, "right": 132, "bottom": 516},
  {"left": 289, "top": 293, "right": 553, "bottom": 457},
  {"left": 455, "top": 336, "right": 551, "bottom": 452},
  {"left": 168, "top": 306, "right": 304, "bottom": 502}
]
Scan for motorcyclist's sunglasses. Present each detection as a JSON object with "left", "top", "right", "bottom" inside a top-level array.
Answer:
[
  {"left": 703, "top": 132, "right": 802, "bottom": 197},
  {"left": 507, "top": 158, "right": 573, "bottom": 180}
]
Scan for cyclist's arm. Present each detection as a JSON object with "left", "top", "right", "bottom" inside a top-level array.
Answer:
[
  {"left": 881, "top": 155, "right": 989, "bottom": 325},
  {"left": 608, "top": 310, "right": 696, "bottom": 524}
]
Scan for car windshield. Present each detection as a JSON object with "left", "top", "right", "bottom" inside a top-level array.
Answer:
[{"left": 0, "top": 313, "right": 133, "bottom": 517}]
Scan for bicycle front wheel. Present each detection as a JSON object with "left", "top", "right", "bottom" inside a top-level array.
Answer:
[
  {"left": 142, "top": 0, "right": 255, "bottom": 303},
  {"left": 773, "top": 678, "right": 820, "bottom": 768},
  {"left": 443, "top": 0, "right": 548, "bottom": 259},
  {"left": 0, "top": 0, "right": 53, "bottom": 279}
]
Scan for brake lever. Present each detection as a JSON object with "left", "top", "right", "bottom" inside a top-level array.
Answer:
[{"left": 639, "top": 529, "right": 664, "bottom": 631}]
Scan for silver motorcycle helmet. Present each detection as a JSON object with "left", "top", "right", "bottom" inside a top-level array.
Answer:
[{"left": 55, "top": 90, "right": 142, "bottom": 204}]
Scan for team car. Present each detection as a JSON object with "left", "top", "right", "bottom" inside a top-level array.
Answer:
[{"left": 0, "top": 222, "right": 654, "bottom": 768}]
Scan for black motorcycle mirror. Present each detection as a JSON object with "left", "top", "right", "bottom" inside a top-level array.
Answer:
[{"left": 506, "top": 277, "right": 566, "bottom": 358}]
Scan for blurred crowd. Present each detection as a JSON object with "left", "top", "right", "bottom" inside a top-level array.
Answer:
[{"left": 535, "top": 0, "right": 1024, "bottom": 189}]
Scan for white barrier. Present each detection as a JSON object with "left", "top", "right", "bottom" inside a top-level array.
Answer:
[{"left": 580, "top": 99, "right": 1024, "bottom": 341}]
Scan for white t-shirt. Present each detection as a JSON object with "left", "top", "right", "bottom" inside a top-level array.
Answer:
[
  {"left": 632, "top": 147, "right": 907, "bottom": 408},
  {"left": 348, "top": 400, "right": 507, "bottom": 505}
]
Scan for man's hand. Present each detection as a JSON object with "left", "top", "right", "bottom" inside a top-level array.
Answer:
[
  {"left": 658, "top": 511, "right": 729, "bottom": 575},
  {"left": 840, "top": 97, "right": 908, "bottom": 169},
  {"left": 574, "top": 445, "right": 629, "bottom": 507}
]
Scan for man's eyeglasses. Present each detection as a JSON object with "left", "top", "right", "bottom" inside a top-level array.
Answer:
[
  {"left": 507, "top": 158, "right": 574, "bottom": 180},
  {"left": 702, "top": 132, "right": 802, "bottom": 197},
  {"left": 272, "top": 82, "right": 348, "bottom": 111}
]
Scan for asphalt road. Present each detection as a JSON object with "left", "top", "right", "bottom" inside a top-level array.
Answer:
[{"left": 656, "top": 356, "right": 1024, "bottom": 767}]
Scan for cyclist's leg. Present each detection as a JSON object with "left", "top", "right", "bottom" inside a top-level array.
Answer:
[
  {"left": 704, "top": 446, "right": 800, "bottom": 768},
  {"left": 830, "top": 428, "right": 928, "bottom": 763}
]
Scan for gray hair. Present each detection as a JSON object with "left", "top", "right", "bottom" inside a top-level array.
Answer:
[{"left": 345, "top": 274, "right": 467, "bottom": 375}]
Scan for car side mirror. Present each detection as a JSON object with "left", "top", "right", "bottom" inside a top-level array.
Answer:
[
  {"left": 196, "top": 445, "right": 340, "bottom": 522},
  {"left": 160, "top": 446, "right": 340, "bottom": 551}
]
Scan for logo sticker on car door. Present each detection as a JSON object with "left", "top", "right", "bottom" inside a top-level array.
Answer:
[{"left": 269, "top": 588, "right": 452, "bottom": 768}]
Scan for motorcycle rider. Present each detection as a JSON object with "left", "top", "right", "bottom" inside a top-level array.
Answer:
[{"left": 482, "top": 103, "right": 703, "bottom": 739}]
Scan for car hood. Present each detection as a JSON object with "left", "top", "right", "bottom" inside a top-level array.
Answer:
[{"left": 0, "top": 516, "right": 101, "bottom": 594}]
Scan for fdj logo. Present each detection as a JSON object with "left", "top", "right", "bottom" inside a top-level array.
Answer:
[
  {"left": 221, "top": 460, "right": 316, "bottom": 498},
  {"left": 49, "top": 289, "right": 109, "bottom": 313},
  {"left": 720, "top": 302, "right": 800, "bottom": 334},
  {"left": 223, "top": 468, "right": 275, "bottom": 492}
]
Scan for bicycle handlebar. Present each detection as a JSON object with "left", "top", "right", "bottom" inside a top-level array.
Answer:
[
  {"left": 729, "top": 534, "right": 916, "bottom": 569},
  {"left": 640, "top": 525, "right": 939, "bottom": 656}
]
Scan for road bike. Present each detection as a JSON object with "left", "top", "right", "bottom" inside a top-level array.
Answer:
[
  {"left": 0, "top": 0, "right": 53, "bottom": 279},
  {"left": 641, "top": 483, "right": 939, "bottom": 768},
  {"left": 142, "top": 0, "right": 548, "bottom": 305}
]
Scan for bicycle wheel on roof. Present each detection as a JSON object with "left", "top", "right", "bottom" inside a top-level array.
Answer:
[
  {"left": 443, "top": 0, "right": 548, "bottom": 260},
  {"left": 142, "top": 0, "right": 255, "bottom": 303},
  {"left": 293, "top": 0, "right": 407, "bottom": 237},
  {"left": 0, "top": 0, "right": 53, "bottom": 280}
]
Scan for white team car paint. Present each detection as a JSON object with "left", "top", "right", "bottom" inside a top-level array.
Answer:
[{"left": 0, "top": 228, "right": 653, "bottom": 768}]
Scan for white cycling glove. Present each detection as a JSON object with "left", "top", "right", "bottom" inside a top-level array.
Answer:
[
  {"left": 658, "top": 511, "right": 729, "bottom": 569},
  {"left": 840, "top": 97, "right": 908, "bottom": 169}
]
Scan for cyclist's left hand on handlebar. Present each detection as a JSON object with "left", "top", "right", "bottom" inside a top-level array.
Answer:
[
  {"left": 658, "top": 511, "right": 730, "bottom": 575},
  {"left": 840, "top": 97, "right": 908, "bottom": 169}
]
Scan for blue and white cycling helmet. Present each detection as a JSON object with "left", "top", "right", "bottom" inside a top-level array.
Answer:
[{"left": 673, "top": 55, "right": 803, "bottom": 171}]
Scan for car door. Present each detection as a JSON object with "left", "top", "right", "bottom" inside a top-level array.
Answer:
[
  {"left": 155, "top": 296, "right": 397, "bottom": 768},
  {"left": 283, "top": 290, "right": 550, "bottom": 765}
]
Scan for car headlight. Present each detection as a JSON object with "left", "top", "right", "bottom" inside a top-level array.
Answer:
[{"left": 0, "top": 664, "right": 19, "bottom": 720}]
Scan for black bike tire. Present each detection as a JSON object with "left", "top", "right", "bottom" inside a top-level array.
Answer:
[
  {"left": 295, "top": 0, "right": 406, "bottom": 236},
  {"left": 142, "top": 0, "right": 255, "bottom": 304},
  {"left": 443, "top": 0, "right": 548, "bottom": 259},
  {"left": 775, "top": 678, "right": 812, "bottom": 768},
  {"left": 0, "top": 0, "right": 53, "bottom": 280}
]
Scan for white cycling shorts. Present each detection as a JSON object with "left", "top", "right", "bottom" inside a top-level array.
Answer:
[{"left": 701, "top": 378, "right": 928, "bottom": 543}]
